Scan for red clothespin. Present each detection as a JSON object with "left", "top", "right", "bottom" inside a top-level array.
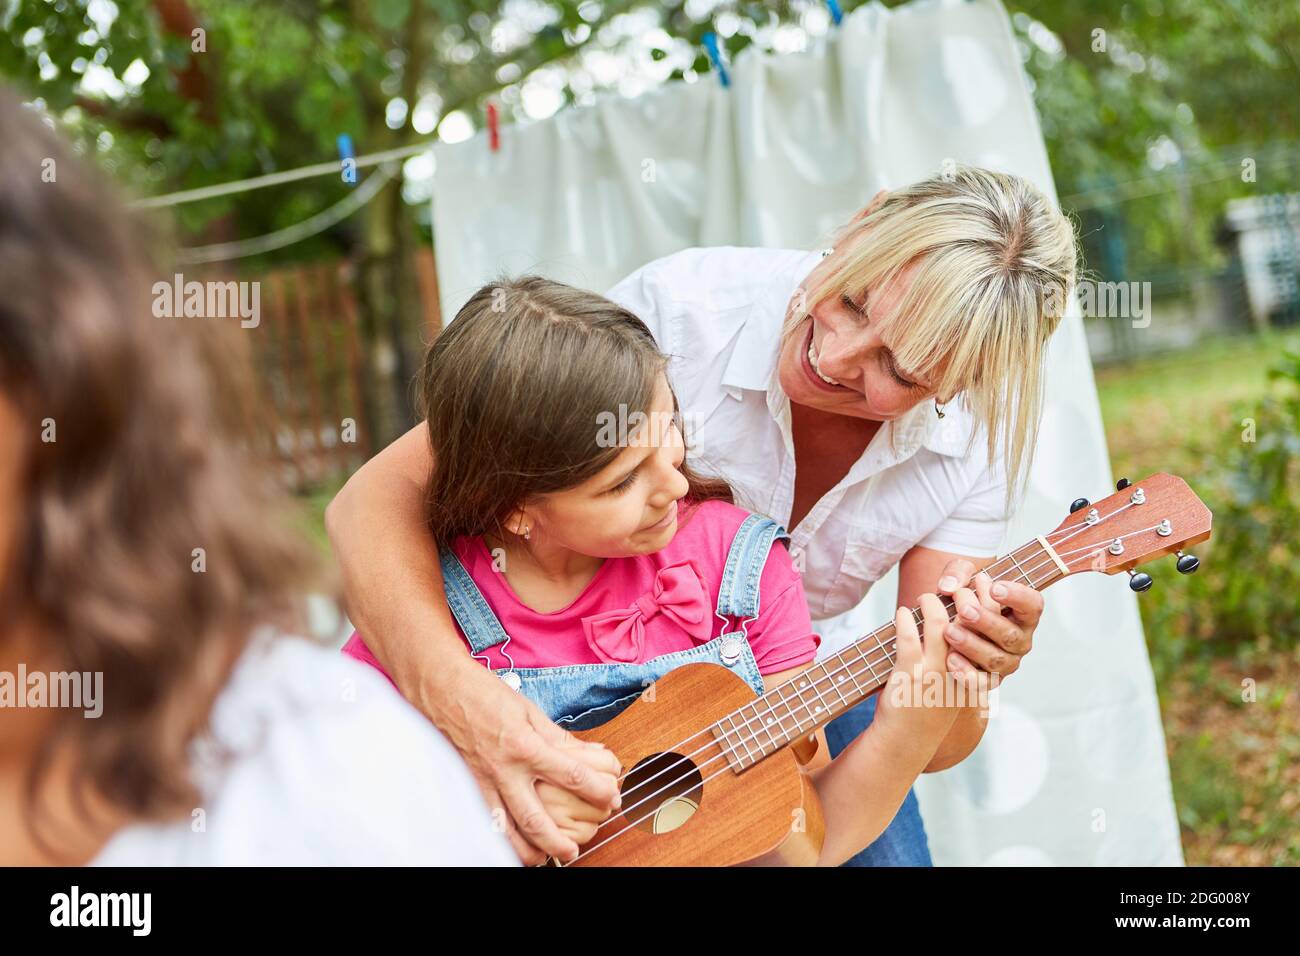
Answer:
[{"left": 487, "top": 101, "right": 500, "bottom": 152}]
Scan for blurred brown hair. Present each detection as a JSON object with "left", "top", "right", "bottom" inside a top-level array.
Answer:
[
  {"left": 0, "top": 87, "right": 318, "bottom": 847},
  {"left": 418, "top": 275, "right": 732, "bottom": 546}
]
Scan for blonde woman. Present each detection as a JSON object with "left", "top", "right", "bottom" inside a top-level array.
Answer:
[{"left": 326, "top": 166, "right": 1079, "bottom": 866}]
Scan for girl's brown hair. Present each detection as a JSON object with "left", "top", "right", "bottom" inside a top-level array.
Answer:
[
  {"left": 418, "top": 275, "right": 731, "bottom": 545},
  {"left": 0, "top": 88, "right": 318, "bottom": 851}
]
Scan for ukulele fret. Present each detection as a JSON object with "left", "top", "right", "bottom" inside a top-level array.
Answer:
[
  {"left": 844, "top": 649, "right": 869, "bottom": 696},
  {"left": 804, "top": 664, "right": 835, "bottom": 727},
  {"left": 826, "top": 659, "right": 852, "bottom": 710},
  {"left": 757, "top": 698, "right": 781, "bottom": 753},
  {"left": 775, "top": 681, "right": 803, "bottom": 747},
  {"left": 782, "top": 679, "right": 812, "bottom": 748},
  {"left": 731, "top": 683, "right": 798, "bottom": 770},
  {"left": 716, "top": 713, "right": 747, "bottom": 772},
  {"left": 735, "top": 702, "right": 762, "bottom": 761},
  {"left": 1005, "top": 551, "right": 1031, "bottom": 585},
  {"left": 868, "top": 631, "right": 894, "bottom": 675},
  {"left": 732, "top": 712, "right": 758, "bottom": 765},
  {"left": 765, "top": 675, "right": 820, "bottom": 765}
]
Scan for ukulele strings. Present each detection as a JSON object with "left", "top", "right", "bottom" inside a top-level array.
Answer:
[
  {"left": 569, "top": 522, "right": 1167, "bottom": 865},
  {"left": 566, "top": 513, "right": 1161, "bottom": 864},
  {"left": 602, "top": 499, "right": 1145, "bottom": 805},
  {"left": 594, "top": 509, "right": 1153, "bottom": 846},
  {"left": 608, "top": 520, "right": 1170, "bottom": 827},
  {"left": 595, "top": 505, "right": 1150, "bottom": 827}
]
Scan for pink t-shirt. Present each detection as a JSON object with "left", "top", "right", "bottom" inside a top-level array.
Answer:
[{"left": 343, "top": 498, "right": 820, "bottom": 680}]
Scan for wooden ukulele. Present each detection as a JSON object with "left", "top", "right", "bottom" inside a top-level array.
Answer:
[{"left": 553, "top": 473, "right": 1212, "bottom": 866}]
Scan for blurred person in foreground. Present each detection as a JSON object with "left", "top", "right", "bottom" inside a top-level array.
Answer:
[{"left": 0, "top": 86, "right": 516, "bottom": 866}]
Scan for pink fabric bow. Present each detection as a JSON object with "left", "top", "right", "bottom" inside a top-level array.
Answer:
[{"left": 580, "top": 559, "right": 712, "bottom": 664}]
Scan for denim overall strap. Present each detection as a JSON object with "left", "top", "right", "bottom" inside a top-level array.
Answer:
[
  {"left": 438, "top": 547, "right": 510, "bottom": 656},
  {"left": 714, "top": 513, "right": 791, "bottom": 622}
]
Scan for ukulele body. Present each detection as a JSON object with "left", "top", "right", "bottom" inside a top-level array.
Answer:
[{"left": 567, "top": 661, "right": 825, "bottom": 866}]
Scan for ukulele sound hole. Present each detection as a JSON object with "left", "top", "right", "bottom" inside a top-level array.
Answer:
[{"left": 621, "top": 752, "right": 703, "bottom": 835}]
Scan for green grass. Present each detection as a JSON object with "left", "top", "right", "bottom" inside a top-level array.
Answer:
[
  {"left": 1095, "top": 329, "right": 1300, "bottom": 483},
  {"left": 1096, "top": 331, "right": 1300, "bottom": 419},
  {"left": 291, "top": 476, "right": 347, "bottom": 558},
  {"left": 1095, "top": 328, "right": 1300, "bottom": 866}
]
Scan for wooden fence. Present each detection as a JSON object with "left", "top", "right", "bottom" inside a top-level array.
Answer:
[{"left": 198, "top": 247, "right": 442, "bottom": 492}]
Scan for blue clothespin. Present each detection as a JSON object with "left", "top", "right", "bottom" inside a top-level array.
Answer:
[
  {"left": 338, "top": 133, "right": 357, "bottom": 186},
  {"left": 826, "top": 0, "right": 843, "bottom": 25},
  {"left": 702, "top": 32, "right": 729, "bottom": 88}
]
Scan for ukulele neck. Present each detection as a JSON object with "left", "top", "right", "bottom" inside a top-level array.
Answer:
[{"left": 711, "top": 537, "right": 1067, "bottom": 773}]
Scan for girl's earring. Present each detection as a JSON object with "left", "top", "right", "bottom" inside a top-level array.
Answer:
[
  {"left": 820, "top": 247, "right": 834, "bottom": 259},
  {"left": 934, "top": 397, "right": 946, "bottom": 419},
  {"left": 523, "top": 526, "right": 531, "bottom": 541}
]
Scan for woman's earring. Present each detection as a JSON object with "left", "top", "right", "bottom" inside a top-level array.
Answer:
[
  {"left": 523, "top": 526, "right": 531, "bottom": 541},
  {"left": 820, "top": 247, "right": 834, "bottom": 259},
  {"left": 934, "top": 397, "right": 946, "bottom": 419}
]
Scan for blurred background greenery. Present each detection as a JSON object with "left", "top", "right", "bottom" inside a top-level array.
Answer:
[
  {"left": 4, "top": 0, "right": 1297, "bottom": 864},
  {"left": 1098, "top": 333, "right": 1299, "bottom": 865}
]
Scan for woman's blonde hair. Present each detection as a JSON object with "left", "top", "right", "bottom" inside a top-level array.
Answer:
[{"left": 789, "top": 165, "right": 1079, "bottom": 511}]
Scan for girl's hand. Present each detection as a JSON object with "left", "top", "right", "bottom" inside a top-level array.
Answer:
[
  {"left": 874, "top": 593, "right": 966, "bottom": 745},
  {"left": 536, "top": 743, "right": 623, "bottom": 861}
]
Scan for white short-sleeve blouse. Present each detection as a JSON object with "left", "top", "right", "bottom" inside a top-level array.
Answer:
[{"left": 605, "top": 246, "right": 1015, "bottom": 654}]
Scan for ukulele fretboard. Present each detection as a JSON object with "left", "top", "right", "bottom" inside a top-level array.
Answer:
[{"left": 710, "top": 536, "right": 1067, "bottom": 772}]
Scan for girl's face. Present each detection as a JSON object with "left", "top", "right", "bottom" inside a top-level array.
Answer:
[
  {"left": 777, "top": 255, "right": 942, "bottom": 421},
  {"left": 519, "top": 373, "right": 691, "bottom": 559}
]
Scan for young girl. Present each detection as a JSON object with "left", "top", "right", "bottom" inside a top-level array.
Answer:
[
  {"left": 343, "top": 276, "right": 965, "bottom": 866},
  {"left": 0, "top": 87, "right": 514, "bottom": 867}
]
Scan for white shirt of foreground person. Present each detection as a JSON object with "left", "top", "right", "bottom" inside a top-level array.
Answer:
[
  {"left": 605, "top": 246, "right": 1015, "bottom": 657},
  {"left": 91, "top": 633, "right": 518, "bottom": 866}
]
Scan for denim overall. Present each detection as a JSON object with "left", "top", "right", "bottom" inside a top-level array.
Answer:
[
  {"left": 439, "top": 513, "right": 787, "bottom": 732},
  {"left": 826, "top": 695, "right": 934, "bottom": 866}
]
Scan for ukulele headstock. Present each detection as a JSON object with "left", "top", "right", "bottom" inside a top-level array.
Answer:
[{"left": 1046, "top": 473, "right": 1212, "bottom": 591}]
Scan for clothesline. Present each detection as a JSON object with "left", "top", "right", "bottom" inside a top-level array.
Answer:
[
  {"left": 129, "top": 141, "right": 433, "bottom": 210},
  {"left": 125, "top": 20, "right": 829, "bottom": 212},
  {"left": 175, "top": 162, "right": 401, "bottom": 263}
]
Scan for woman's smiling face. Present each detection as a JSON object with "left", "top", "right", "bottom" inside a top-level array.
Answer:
[{"left": 777, "top": 254, "right": 943, "bottom": 422}]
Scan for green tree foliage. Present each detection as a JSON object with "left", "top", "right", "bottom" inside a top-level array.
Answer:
[
  {"left": 5, "top": 1, "right": 1296, "bottom": 263},
  {"left": 1143, "top": 349, "right": 1300, "bottom": 669},
  {"left": 3, "top": 0, "right": 1298, "bottom": 433}
]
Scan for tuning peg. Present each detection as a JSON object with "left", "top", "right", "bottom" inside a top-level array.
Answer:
[
  {"left": 1175, "top": 550, "right": 1199, "bottom": 574},
  {"left": 1127, "top": 569, "right": 1153, "bottom": 592},
  {"left": 1116, "top": 477, "right": 1131, "bottom": 490},
  {"left": 1070, "top": 497, "right": 1090, "bottom": 514}
]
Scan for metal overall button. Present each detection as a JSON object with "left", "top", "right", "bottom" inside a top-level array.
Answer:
[
  {"left": 720, "top": 635, "right": 745, "bottom": 666},
  {"left": 499, "top": 671, "right": 522, "bottom": 691}
]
